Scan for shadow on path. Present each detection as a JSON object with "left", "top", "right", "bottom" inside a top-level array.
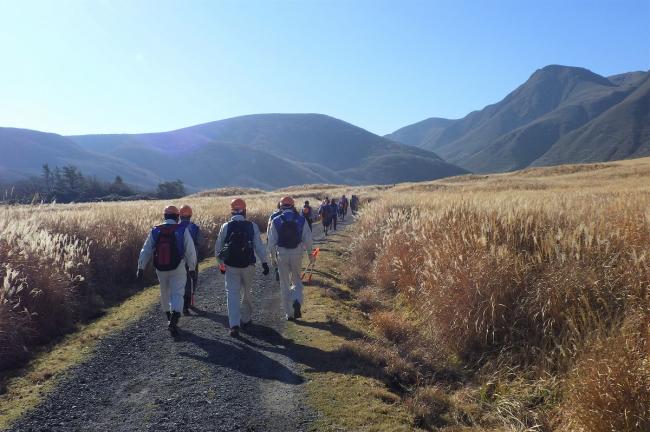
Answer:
[{"left": 178, "top": 329, "right": 305, "bottom": 385}]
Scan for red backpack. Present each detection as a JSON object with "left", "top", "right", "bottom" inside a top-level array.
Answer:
[{"left": 152, "top": 224, "right": 184, "bottom": 271}]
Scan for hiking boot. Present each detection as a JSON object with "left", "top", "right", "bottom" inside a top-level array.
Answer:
[
  {"left": 165, "top": 311, "right": 171, "bottom": 324},
  {"left": 292, "top": 300, "right": 302, "bottom": 319},
  {"left": 230, "top": 326, "right": 240, "bottom": 337},
  {"left": 169, "top": 311, "right": 180, "bottom": 336}
]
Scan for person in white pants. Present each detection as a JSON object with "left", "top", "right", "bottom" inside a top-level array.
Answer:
[
  {"left": 267, "top": 196, "right": 315, "bottom": 321},
  {"left": 215, "top": 198, "right": 270, "bottom": 337},
  {"left": 137, "top": 205, "right": 197, "bottom": 336}
]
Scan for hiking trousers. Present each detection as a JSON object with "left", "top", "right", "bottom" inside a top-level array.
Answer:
[
  {"left": 277, "top": 252, "right": 305, "bottom": 318},
  {"left": 156, "top": 263, "right": 187, "bottom": 313},
  {"left": 184, "top": 263, "right": 199, "bottom": 309},
  {"left": 224, "top": 265, "right": 255, "bottom": 328}
]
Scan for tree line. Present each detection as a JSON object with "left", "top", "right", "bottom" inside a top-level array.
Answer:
[{"left": 1, "top": 164, "right": 187, "bottom": 204}]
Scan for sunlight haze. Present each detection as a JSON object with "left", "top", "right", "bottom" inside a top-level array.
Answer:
[{"left": 1, "top": 0, "right": 648, "bottom": 135}]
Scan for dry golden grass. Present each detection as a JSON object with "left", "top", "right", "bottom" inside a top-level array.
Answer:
[
  {"left": 0, "top": 183, "right": 376, "bottom": 372},
  {"left": 345, "top": 158, "right": 650, "bottom": 431},
  {"left": 0, "top": 196, "right": 275, "bottom": 371}
]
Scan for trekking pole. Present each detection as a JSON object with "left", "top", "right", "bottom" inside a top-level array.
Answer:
[
  {"left": 308, "top": 247, "right": 320, "bottom": 283},
  {"left": 191, "top": 277, "right": 195, "bottom": 306},
  {"left": 301, "top": 262, "right": 314, "bottom": 281},
  {"left": 302, "top": 248, "right": 320, "bottom": 283}
]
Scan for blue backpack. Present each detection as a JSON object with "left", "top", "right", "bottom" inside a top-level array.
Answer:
[
  {"left": 179, "top": 220, "right": 200, "bottom": 247},
  {"left": 273, "top": 211, "right": 305, "bottom": 249}
]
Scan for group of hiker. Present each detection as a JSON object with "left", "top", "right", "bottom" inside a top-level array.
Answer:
[
  {"left": 136, "top": 193, "right": 360, "bottom": 338},
  {"left": 314, "top": 194, "right": 359, "bottom": 236}
]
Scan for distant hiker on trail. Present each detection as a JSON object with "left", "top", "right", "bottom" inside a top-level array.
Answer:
[
  {"left": 267, "top": 196, "right": 314, "bottom": 321},
  {"left": 267, "top": 201, "right": 282, "bottom": 234},
  {"left": 179, "top": 204, "right": 202, "bottom": 315},
  {"left": 267, "top": 201, "right": 283, "bottom": 281},
  {"left": 216, "top": 198, "right": 270, "bottom": 337},
  {"left": 339, "top": 194, "right": 349, "bottom": 221},
  {"left": 137, "top": 205, "right": 197, "bottom": 337},
  {"left": 350, "top": 195, "right": 360, "bottom": 215},
  {"left": 302, "top": 200, "right": 314, "bottom": 231},
  {"left": 330, "top": 198, "right": 339, "bottom": 231},
  {"left": 319, "top": 198, "right": 332, "bottom": 236}
]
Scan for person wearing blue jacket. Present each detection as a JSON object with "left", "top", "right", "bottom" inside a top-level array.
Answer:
[
  {"left": 179, "top": 205, "right": 202, "bottom": 315},
  {"left": 137, "top": 205, "right": 197, "bottom": 336}
]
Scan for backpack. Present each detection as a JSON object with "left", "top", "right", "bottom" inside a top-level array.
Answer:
[
  {"left": 320, "top": 205, "right": 331, "bottom": 220},
  {"left": 180, "top": 220, "right": 200, "bottom": 247},
  {"left": 273, "top": 211, "right": 305, "bottom": 249},
  {"left": 218, "top": 220, "right": 256, "bottom": 268},
  {"left": 151, "top": 224, "right": 185, "bottom": 271}
]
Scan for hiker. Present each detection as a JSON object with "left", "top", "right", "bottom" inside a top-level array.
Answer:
[
  {"left": 267, "top": 201, "right": 283, "bottom": 281},
  {"left": 350, "top": 194, "right": 360, "bottom": 215},
  {"left": 302, "top": 200, "right": 314, "bottom": 231},
  {"left": 267, "top": 196, "right": 314, "bottom": 321},
  {"left": 318, "top": 198, "right": 332, "bottom": 236},
  {"left": 215, "top": 198, "right": 270, "bottom": 337},
  {"left": 330, "top": 198, "right": 339, "bottom": 231},
  {"left": 179, "top": 204, "right": 201, "bottom": 315},
  {"left": 137, "top": 205, "right": 197, "bottom": 336},
  {"left": 339, "top": 194, "right": 349, "bottom": 221}
]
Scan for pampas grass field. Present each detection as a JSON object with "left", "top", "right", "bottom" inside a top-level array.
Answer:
[
  {"left": 2, "top": 158, "right": 649, "bottom": 431},
  {"left": 0, "top": 183, "right": 371, "bottom": 372},
  {"left": 344, "top": 158, "right": 650, "bottom": 431},
  {"left": 0, "top": 196, "right": 279, "bottom": 370}
]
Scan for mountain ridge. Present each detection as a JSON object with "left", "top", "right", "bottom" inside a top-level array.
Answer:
[
  {"left": 2, "top": 114, "right": 467, "bottom": 190},
  {"left": 388, "top": 65, "right": 649, "bottom": 173}
]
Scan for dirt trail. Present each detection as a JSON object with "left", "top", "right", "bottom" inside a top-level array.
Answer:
[{"left": 9, "top": 220, "right": 346, "bottom": 432}]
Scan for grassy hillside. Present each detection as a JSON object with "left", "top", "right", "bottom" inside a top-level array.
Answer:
[
  {"left": 341, "top": 157, "right": 650, "bottom": 431},
  {"left": 389, "top": 65, "right": 649, "bottom": 173},
  {"left": 0, "top": 128, "right": 161, "bottom": 187},
  {"left": 534, "top": 74, "right": 650, "bottom": 166},
  {"left": 67, "top": 114, "right": 467, "bottom": 188}
]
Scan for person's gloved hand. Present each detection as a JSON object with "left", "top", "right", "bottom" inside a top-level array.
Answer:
[
  {"left": 309, "top": 254, "right": 316, "bottom": 264},
  {"left": 219, "top": 264, "right": 226, "bottom": 275},
  {"left": 262, "top": 263, "right": 270, "bottom": 275},
  {"left": 189, "top": 270, "right": 197, "bottom": 280},
  {"left": 136, "top": 269, "right": 144, "bottom": 281}
]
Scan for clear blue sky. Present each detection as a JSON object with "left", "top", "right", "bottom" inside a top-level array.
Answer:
[{"left": 1, "top": 0, "right": 648, "bottom": 136}]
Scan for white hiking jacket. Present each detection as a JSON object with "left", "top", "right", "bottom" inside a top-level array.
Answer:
[
  {"left": 138, "top": 219, "right": 198, "bottom": 271},
  {"left": 267, "top": 210, "right": 314, "bottom": 262},
  {"left": 214, "top": 215, "right": 267, "bottom": 266}
]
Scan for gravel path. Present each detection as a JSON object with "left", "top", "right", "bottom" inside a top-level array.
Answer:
[{"left": 8, "top": 222, "right": 339, "bottom": 432}]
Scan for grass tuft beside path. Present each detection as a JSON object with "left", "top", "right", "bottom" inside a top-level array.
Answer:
[{"left": 286, "top": 223, "right": 422, "bottom": 432}]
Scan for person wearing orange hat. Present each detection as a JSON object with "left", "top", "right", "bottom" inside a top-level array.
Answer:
[
  {"left": 267, "top": 196, "right": 314, "bottom": 321},
  {"left": 179, "top": 204, "right": 202, "bottom": 315},
  {"left": 137, "top": 205, "right": 197, "bottom": 336},
  {"left": 215, "top": 198, "right": 270, "bottom": 337}
]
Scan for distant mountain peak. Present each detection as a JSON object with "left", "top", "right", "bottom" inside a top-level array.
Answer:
[
  {"left": 389, "top": 66, "right": 649, "bottom": 174},
  {"left": 529, "top": 64, "right": 614, "bottom": 87}
]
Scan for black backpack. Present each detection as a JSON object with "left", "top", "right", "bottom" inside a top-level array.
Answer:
[
  {"left": 218, "top": 220, "right": 256, "bottom": 268},
  {"left": 152, "top": 224, "right": 184, "bottom": 271},
  {"left": 273, "top": 211, "right": 305, "bottom": 249}
]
